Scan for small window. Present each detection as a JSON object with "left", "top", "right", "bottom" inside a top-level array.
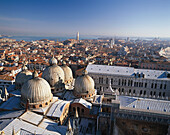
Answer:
[
  {"left": 150, "top": 91, "right": 152, "bottom": 96},
  {"left": 140, "top": 90, "right": 142, "bottom": 95},
  {"left": 73, "top": 107, "right": 75, "bottom": 112},
  {"left": 82, "top": 109, "right": 84, "bottom": 114},
  {"left": 144, "top": 91, "right": 146, "bottom": 95},
  {"left": 164, "top": 84, "right": 167, "bottom": 89},
  {"left": 160, "top": 84, "right": 162, "bottom": 89},
  {"left": 151, "top": 83, "right": 153, "bottom": 88}
]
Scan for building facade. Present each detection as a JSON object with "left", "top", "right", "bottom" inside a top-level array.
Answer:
[{"left": 86, "top": 64, "right": 170, "bottom": 100}]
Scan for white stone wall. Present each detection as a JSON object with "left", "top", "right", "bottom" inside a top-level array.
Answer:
[{"left": 89, "top": 73, "right": 170, "bottom": 100}]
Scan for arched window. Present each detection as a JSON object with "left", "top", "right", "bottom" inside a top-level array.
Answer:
[
  {"left": 151, "top": 83, "right": 153, "bottom": 88},
  {"left": 106, "top": 78, "right": 108, "bottom": 84},
  {"left": 133, "top": 89, "right": 135, "bottom": 94},
  {"left": 118, "top": 79, "right": 121, "bottom": 85},
  {"left": 150, "top": 91, "right": 152, "bottom": 96},
  {"left": 159, "top": 92, "right": 161, "bottom": 97},
  {"left": 118, "top": 88, "right": 120, "bottom": 92},
  {"left": 155, "top": 84, "right": 157, "bottom": 89},
  {"left": 122, "top": 79, "right": 124, "bottom": 86},
  {"left": 145, "top": 83, "right": 147, "bottom": 88},
  {"left": 164, "top": 84, "right": 167, "bottom": 89},
  {"left": 77, "top": 107, "right": 80, "bottom": 114},
  {"left": 144, "top": 91, "right": 146, "bottom": 95},
  {"left": 124, "top": 80, "right": 126, "bottom": 86},
  {"left": 160, "top": 84, "right": 162, "bottom": 89},
  {"left": 163, "top": 92, "right": 165, "bottom": 97},
  {"left": 122, "top": 88, "right": 124, "bottom": 93},
  {"left": 127, "top": 80, "right": 129, "bottom": 86},
  {"left": 73, "top": 107, "right": 75, "bottom": 112},
  {"left": 153, "top": 91, "right": 156, "bottom": 96},
  {"left": 140, "top": 90, "right": 142, "bottom": 95},
  {"left": 129, "top": 89, "right": 131, "bottom": 94},
  {"left": 136, "top": 82, "right": 138, "bottom": 87},
  {"left": 82, "top": 109, "right": 84, "bottom": 114},
  {"left": 39, "top": 104, "right": 42, "bottom": 107},
  {"left": 111, "top": 78, "right": 113, "bottom": 84},
  {"left": 131, "top": 80, "right": 133, "bottom": 86},
  {"left": 134, "top": 82, "right": 136, "bottom": 87}
]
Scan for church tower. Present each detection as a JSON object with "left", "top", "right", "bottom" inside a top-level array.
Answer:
[{"left": 76, "top": 32, "right": 79, "bottom": 41}]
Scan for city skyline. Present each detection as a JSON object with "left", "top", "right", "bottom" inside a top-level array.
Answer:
[{"left": 0, "top": 0, "right": 170, "bottom": 37}]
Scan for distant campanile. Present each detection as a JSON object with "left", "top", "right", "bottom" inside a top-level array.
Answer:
[
  {"left": 109, "top": 38, "right": 114, "bottom": 48},
  {"left": 76, "top": 32, "right": 79, "bottom": 41}
]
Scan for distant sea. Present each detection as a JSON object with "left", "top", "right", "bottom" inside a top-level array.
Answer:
[
  {"left": 4, "top": 36, "right": 98, "bottom": 42},
  {"left": 1, "top": 35, "right": 170, "bottom": 42}
]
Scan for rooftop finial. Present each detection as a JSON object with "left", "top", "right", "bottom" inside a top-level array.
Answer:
[
  {"left": 62, "top": 61, "right": 66, "bottom": 66},
  {"left": 22, "top": 64, "right": 28, "bottom": 71},
  {"left": 32, "top": 70, "right": 38, "bottom": 78},
  {"left": 82, "top": 69, "right": 88, "bottom": 75}
]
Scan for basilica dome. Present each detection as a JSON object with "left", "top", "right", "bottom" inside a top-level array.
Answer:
[
  {"left": 74, "top": 70, "right": 95, "bottom": 98},
  {"left": 49, "top": 55, "right": 58, "bottom": 66},
  {"left": 42, "top": 56, "right": 65, "bottom": 88},
  {"left": 61, "top": 61, "right": 73, "bottom": 85},
  {"left": 21, "top": 71, "right": 53, "bottom": 108},
  {"left": 15, "top": 65, "right": 32, "bottom": 90}
]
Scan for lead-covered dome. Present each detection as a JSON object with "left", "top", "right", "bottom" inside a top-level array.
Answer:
[
  {"left": 61, "top": 61, "right": 73, "bottom": 85},
  {"left": 49, "top": 55, "right": 58, "bottom": 66},
  {"left": 74, "top": 70, "right": 95, "bottom": 98},
  {"left": 21, "top": 71, "right": 53, "bottom": 109},
  {"left": 42, "top": 56, "right": 65, "bottom": 88},
  {"left": 15, "top": 65, "right": 32, "bottom": 90}
]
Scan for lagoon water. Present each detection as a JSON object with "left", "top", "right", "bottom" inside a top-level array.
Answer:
[{"left": 4, "top": 36, "right": 98, "bottom": 42}]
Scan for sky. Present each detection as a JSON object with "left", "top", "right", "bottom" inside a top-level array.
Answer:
[{"left": 0, "top": 0, "right": 170, "bottom": 37}]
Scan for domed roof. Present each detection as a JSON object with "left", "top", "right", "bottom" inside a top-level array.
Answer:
[
  {"left": 49, "top": 55, "right": 57, "bottom": 66},
  {"left": 42, "top": 60, "right": 65, "bottom": 87},
  {"left": 15, "top": 65, "right": 32, "bottom": 90},
  {"left": 74, "top": 70, "right": 95, "bottom": 98},
  {"left": 61, "top": 61, "right": 73, "bottom": 83},
  {"left": 21, "top": 71, "right": 53, "bottom": 106}
]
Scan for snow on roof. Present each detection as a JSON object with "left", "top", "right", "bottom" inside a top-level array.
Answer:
[
  {"left": 73, "top": 98, "right": 92, "bottom": 109},
  {"left": 0, "top": 110, "right": 24, "bottom": 119},
  {"left": 46, "top": 100, "right": 70, "bottom": 118},
  {"left": 127, "top": 98, "right": 170, "bottom": 113},
  {"left": 118, "top": 96, "right": 170, "bottom": 113},
  {"left": 62, "top": 90, "right": 76, "bottom": 101},
  {"left": 39, "top": 119, "right": 67, "bottom": 135},
  {"left": 86, "top": 64, "right": 170, "bottom": 80},
  {"left": 0, "top": 96, "right": 22, "bottom": 110},
  {"left": 20, "top": 111, "right": 43, "bottom": 125},
  {"left": 0, "top": 119, "right": 13, "bottom": 130},
  {"left": 118, "top": 96, "right": 137, "bottom": 107},
  {"left": 2, "top": 118, "right": 60, "bottom": 135}
]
